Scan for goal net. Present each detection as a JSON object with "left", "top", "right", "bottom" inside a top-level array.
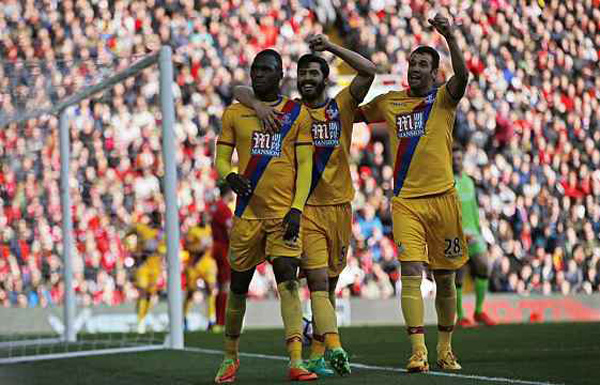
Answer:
[{"left": 0, "top": 47, "right": 184, "bottom": 364}]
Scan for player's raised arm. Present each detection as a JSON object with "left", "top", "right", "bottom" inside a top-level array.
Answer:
[
  {"left": 309, "top": 34, "right": 377, "bottom": 103},
  {"left": 232, "top": 85, "right": 282, "bottom": 133},
  {"left": 429, "top": 14, "right": 469, "bottom": 101}
]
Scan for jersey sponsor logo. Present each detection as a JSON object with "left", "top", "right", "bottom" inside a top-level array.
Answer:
[
  {"left": 250, "top": 131, "right": 282, "bottom": 157},
  {"left": 311, "top": 120, "right": 340, "bottom": 147},
  {"left": 395, "top": 110, "right": 425, "bottom": 138}
]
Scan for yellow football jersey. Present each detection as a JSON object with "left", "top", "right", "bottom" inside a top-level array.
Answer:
[
  {"left": 125, "top": 223, "right": 164, "bottom": 266},
  {"left": 185, "top": 225, "right": 212, "bottom": 255},
  {"left": 359, "top": 84, "right": 459, "bottom": 199},
  {"left": 218, "top": 96, "right": 313, "bottom": 219},
  {"left": 125, "top": 223, "right": 159, "bottom": 253},
  {"left": 305, "top": 87, "right": 357, "bottom": 206}
]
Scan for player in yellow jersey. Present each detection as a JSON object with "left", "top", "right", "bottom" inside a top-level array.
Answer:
[
  {"left": 213, "top": 49, "right": 317, "bottom": 383},
  {"left": 357, "top": 14, "right": 470, "bottom": 372},
  {"left": 232, "top": 34, "right": 376, "bottom": 377},
  {"left": 124, "top": 211, "right": 163, "bottom": 334},
  {"left": 183, "top": 224, "right": 218, "bottom": 332}
]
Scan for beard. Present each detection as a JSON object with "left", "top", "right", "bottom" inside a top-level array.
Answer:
[{"left": 298, "top": 80, "right": 326, "bottom": 101}]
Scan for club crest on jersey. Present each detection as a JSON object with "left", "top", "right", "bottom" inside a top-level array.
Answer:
[
  {"left": 325, "top": 105, "right": 339, "bottom": 120},
  {"left": 311, "top": 120, "right": 340, "bottom": 147},
  {"left": 395, "top": 110, "right": 425, "bottom": 138},
  {"left": 250, "top": 131, "right": 282, "bottom": 157}
]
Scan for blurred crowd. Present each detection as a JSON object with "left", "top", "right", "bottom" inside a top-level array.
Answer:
[{"left": 0, "top": 0, "right": 599, "bottom": 309}]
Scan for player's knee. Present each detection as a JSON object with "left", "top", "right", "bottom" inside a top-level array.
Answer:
[
  {"left": 400, "top": 261, "right": 425, "bottom": 277},
  {"left": 455, "top": 268, "right": 465, "bottom": 287},
  {"left": 305, "top": 268, "right": 329, "bottom": 292},
  {"left": 433, "top": 271, "right": 456, "bottom": 294},
  {"left": 473, "top": 254, "right": 491, "bottom": 278},
  {"left": 272, "top": 256, "right": 299, "bottom": 284},
  {"left": 230, "top": 280, "right": 249, "bottom": 295},
  {"left": 230, "top": 269, "right": 254, "bottom": 295}
]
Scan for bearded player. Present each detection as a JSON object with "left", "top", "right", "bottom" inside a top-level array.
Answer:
[
  {"left": 357, "top": 14, "right": 469, "bottom": 371},
  {"left": 233, "top": 34, "right": 376, "bottom": 377}
]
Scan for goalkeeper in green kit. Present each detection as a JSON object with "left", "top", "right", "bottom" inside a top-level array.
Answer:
[{"left": 452, "top": 145, "right": 497, "bottom": 327}]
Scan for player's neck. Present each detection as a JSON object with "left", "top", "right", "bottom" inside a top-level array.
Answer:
[
  {"left": 256, "top": 90, "right": 281, "bottom": 103},
  {"left": 302, "top": 94, "right": 327, "bottom": 108},
  {"left": 407, "top": 85, "right": 433, "bottom": 98}
]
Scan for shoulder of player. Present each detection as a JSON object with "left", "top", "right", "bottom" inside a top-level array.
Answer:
[
  {"left": 368, "top": 90, "right": 404, "bottom": 105},
  {"left": 224, "top": 102, "right": 254, "bottom": 116}
]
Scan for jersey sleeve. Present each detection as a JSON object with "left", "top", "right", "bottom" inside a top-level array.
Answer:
[
  {"left": 295, "top": 108, "right": 313, "bottom": 146},
  {"left": 437, "top": 83, "right": 460, "bottom": 109},
  {"left": 217, "top": 107, "right": 236, "bottom": 146},
  {"left": 335, "top": 86, "right": 359, "bottom": 112},
  {"left": 357, "top": 93, "right": 386, "bottom": 123}
]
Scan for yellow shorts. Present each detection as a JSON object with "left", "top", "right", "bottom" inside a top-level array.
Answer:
[
  {"left": 301, "top": 203, "right": 351, "bottom": 277},
  {"left": 229, "top": 217, "right": 302, "bottom": 272},
  {"left": 392, "top": 188, "right": 467, "bottom": 270},
  {"left": 186, "top": 256, "right": 218, "bottom": 290},
  {"left": 135, "top": 256, "right": 162, "bottom": 294}
]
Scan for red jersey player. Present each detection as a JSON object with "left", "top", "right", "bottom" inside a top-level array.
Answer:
[{"left": 209, "top": 183, "right": 234, "bottom": 331}]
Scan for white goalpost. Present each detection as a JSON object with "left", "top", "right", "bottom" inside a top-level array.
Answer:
[{"left": 0, "top": 46, "right": 183, "bottom": 364}]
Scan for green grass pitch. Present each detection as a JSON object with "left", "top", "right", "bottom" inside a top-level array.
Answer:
[{"left": 1, "top": 322, "right": 598, "bottom": 385}]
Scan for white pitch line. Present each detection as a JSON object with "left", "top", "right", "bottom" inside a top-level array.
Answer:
[
  {"left": 0, "top": 345, "right": 163, "bottom": 365},
  {"left": 184, "top": 347, "right": 564, "bottom": 385}
]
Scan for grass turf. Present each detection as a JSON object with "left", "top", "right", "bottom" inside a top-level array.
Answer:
[{"left": 0, "top": 322, "right": 597, "bottom": 385}]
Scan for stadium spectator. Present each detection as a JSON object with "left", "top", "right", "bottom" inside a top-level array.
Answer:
[{"left": 1, "top": 0, "right": 599, "bottom": 310}]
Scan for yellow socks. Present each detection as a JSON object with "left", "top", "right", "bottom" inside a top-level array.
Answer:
[
  {"left": 325, "top": 333, "right": 341, "bottom": 350},
  {"left": 328, "top": 289, "right": 336, "bottom": 310},
  {"left": 184, "top": 293, "right": 194, "bottom": 317},
  {"left": 434, "top": 273, "right": 457, "bottom": 354},
  {"left": 208, "top": 292, "right": 217, "bottom": 324},
  {"left": 287, "top": 338, "right": 303, "bottom": 363},
  {"left": 311, "top": 290, "right": 338, "bottom": 337},
  {"left": 224, "top": 337, "right": 240, "bottom": 360},
  {"left": 223, "top": 292, "right": 246, "bottom": 359},
  {"left": 310, "top": 334, "right": 326, "bottom": 359},
  {"left": 225, "top": 292, "right": 246, "bottom": 337},
  {"left": 401, "top": 276, "right": 427, "bottom": 354},
  {"left": 137, "top": 297, "right": 150, "bottom": 324},
  {"left": 277, "top": 281, "right": 303, "bottom": 362}
]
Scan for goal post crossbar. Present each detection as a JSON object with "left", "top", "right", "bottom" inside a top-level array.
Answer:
[{"left": 0, "top": 52, "right": 160, "bottom": 128}]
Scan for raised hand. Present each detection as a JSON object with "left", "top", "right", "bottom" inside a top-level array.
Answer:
[
  {"left": 428, "top": 14, "right": 454, "bottom": 39},
  {"left": 226, "top": 172, "right": 252, "bottom": 197},
  {"left": 308, "top": 34, "right": 331, "bottom": 52}
]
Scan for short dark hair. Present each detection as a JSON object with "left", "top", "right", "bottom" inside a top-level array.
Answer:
[
  {"left": 254, "top": 49, "right": 283, "bottom": 71},
  {"left": 298, "top": 53, "right": 330, "bottom": 79},
  {"left": 410, "top": 46, "right": 440, "bottom": 70}
]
